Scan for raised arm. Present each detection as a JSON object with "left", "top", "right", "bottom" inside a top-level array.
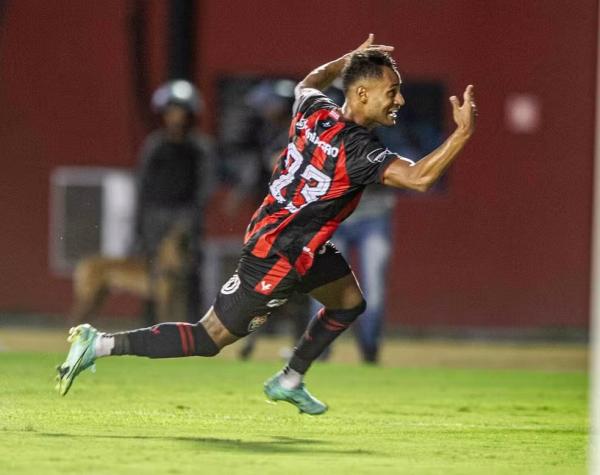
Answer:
[
  {"left": 295, "top": 34, "right": 394, "bottom": 98},
  {"left": 382, "top": 85, "right": 477, "bottom": 191}
]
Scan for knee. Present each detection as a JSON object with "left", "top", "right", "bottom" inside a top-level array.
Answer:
[
  {"left": 342, "top": 298, "right": 367, "bottom": 317},
  {"left": 197, "top": 307, "right": 240, "bottom": 352},
  {"left": 324, "top": 299, "right": 367, "bottom": 327},
  {"left": 350, "top": 299, "right": 367, "bottom": 321}
]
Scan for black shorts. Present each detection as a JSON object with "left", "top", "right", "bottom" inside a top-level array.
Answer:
[{"left": 213, "top": 241, "right": 351, "bottom": 337}]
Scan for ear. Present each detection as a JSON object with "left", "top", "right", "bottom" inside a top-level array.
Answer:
[{"left": 357, "top": 85, "right": 368, "bottom": 103}]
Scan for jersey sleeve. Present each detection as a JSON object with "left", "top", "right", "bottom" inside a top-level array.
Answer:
[
  {"left": 343, "top": 129, "right": 415, "bottom": 186},
  {"left": 292, "top": 88, "right": 337, "bottom": 117}
]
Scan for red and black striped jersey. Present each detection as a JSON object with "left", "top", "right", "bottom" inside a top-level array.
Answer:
[{"left": 243, "top": 88, "right": 401, "bottom": 275}]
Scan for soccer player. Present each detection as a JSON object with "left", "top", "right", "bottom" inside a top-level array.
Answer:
[{"left": 56, "top": 34, "right": 477, "bottom": 415}]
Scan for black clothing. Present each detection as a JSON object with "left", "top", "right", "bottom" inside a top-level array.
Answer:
[{"left": 213, "top": 241, "right": 351, "bottom": 337}]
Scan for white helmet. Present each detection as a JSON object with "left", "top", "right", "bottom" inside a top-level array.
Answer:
[{"left": 151, "top": 79, "right": 204, "bottom": 115}]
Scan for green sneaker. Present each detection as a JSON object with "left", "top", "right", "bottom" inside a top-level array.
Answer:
[
  {"left": 56, "top": 324, "right": 98, "bottom": 396},
  {"left": 264, "top": 374, "right": 328, "bottom": 415}
]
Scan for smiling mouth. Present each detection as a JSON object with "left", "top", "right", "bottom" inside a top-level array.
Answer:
[{"left": 388, "top": 109, "right": 398, "bottom": 120}]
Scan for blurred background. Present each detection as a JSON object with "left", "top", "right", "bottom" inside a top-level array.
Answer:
[{"left": 0, "top": 0, "right": 596, "bottom": 355}]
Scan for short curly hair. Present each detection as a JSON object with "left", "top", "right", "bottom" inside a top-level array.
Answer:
[{"left": 342, "top": 50, "right": 397, "bottom": 92}]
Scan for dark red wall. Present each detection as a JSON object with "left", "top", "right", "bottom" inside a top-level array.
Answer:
[{"left": 0, "top": 0, "right": 597, "bottom": 328}]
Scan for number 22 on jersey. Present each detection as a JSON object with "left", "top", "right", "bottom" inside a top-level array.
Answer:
[{"left": 269, "top": 143, "right": 331, "bottom": 213}]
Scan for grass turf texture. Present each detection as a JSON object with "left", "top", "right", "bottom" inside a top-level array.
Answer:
[{"left": 0, "top": 353, "right": 587, "bottom": 475}]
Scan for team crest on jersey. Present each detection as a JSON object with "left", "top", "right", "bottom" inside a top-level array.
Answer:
[
  {"left": 296, "top": 118, "right": 308, "bottom": 130},
  {"left": 220, "top": 274, "right": 241, "bottom": 295},
  {"left": 247, "top": 314, "right": 268, "bottom": 332}
]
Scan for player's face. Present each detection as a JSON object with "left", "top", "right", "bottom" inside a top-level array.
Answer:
[{"left": 364, "top": 67, "right": 404, "bottom": 127}]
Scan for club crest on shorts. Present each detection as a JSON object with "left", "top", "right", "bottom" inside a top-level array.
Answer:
[
  {"left": 247, "top": 314, "right": 268, "bottom": 333},
  {"left": 220, "top": 274, "right": 241, "bottom": 295}
]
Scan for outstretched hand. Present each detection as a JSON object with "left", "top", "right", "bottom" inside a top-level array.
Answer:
[
  {"left": 354, "top": 33, "right": 394, "bottom": 54},
  {"left": 450, "top": 85, "right": 477, "bottom": 138}
]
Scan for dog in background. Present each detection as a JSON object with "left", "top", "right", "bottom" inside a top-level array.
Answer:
[{"left": 70, "top": 225, "right": 190, "bottom": 325}]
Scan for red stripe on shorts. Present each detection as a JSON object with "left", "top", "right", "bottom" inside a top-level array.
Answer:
[{"left": 254, "top": 257, "right": 293, "bottom": 295}]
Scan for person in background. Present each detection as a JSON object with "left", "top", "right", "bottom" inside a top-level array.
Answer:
[
  {"left": 329, "top": 132, "right": 422, "bottom": 363},
  {"left": 295, "top": 85, "right": 408, "bottom": 365},
  {"left": 134, "top": 80, "right": 216, "bottom": 322},
  {"left": 328, "top": 186, "right": 395, "bottom": 363},
  {"left": 228, "top": 79, "right": 314, "bottom": 360}
]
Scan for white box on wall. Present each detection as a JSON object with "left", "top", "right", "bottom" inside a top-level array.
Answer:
[{"left": 49, "top": 167, "right": 136, "bottom": 276}]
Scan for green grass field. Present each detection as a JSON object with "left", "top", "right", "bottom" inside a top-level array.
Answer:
[{"left": 0, "top": 346, "right": 588, "bottom": 475}]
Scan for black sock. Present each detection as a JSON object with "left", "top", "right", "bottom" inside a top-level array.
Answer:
[
  {"left": 288, "top": 303, "right": 365, "bottom": 374},
  {"left": 108, "top": 322, "right": 219, "bottom": 358}
]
